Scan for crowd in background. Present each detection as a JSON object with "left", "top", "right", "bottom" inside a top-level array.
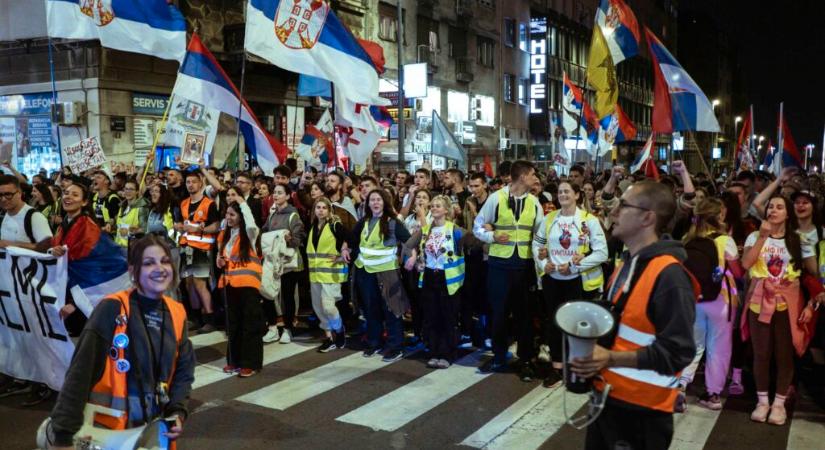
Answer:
[{"left": 1, "top": 155, "right": 825, "bottom": 429}]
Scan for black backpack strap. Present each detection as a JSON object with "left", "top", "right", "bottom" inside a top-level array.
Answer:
[{"left": 24, "top": 208, "right": 36, "bottom": 244}]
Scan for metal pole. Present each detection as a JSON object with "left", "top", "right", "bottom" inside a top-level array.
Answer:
[
  {"left": 235, "top": 54, "right": 248, "bottom": 170},
  {"left": 396, "top": 0, "right": 405, "bottom": 170},
  {"left": 47, "top": 37, "right": 64, "bottom": 168},
  {"left": 330, "top": 83, "right": 340, "bottom": 170}
]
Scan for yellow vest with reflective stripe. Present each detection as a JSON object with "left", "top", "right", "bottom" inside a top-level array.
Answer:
[
  {"left": 489, "top": 189, "right": 537, "bottom": 259},
  {"left": 818, "top": 240, "right": 825, "bottom": 283},
  {"left": 114, "top": 204, "right": 142, "bottom": 248},
  {"left": 93, "top": 192, "right": 119, "bottom": 224},
  {"left": 543, "top": 208, "right": 604, "bottom": 292},
  {"left": 355, "top": 220, "right": 398, "bottom": 273},
  {"left": 417, "top": 221, "right": 465, "bottom": 295},
  {"left": 307, "top": 222, "right": 348, "bottom": 283}
]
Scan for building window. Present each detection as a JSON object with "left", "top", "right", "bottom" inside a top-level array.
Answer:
[
  {"left": 473, "top": 95, "right": 495, "bottom": 127},
  {"left": 378, "top": 2, "right": 401, "bottom": 43},
  {"left": 477, "top": 36, "right": 495, "bottom": 68},
  {"left": 504, "top": 73, "right": 515, "bottom": 103},
  {"left": 518, "top": 22, "right": 528, "bottom": 51},
  {"left": 518, "top": 78, "right": 529, "bottom": 105},
  {"left": 417, "top": 16, "right": 440, "bottom": 51},
  {"left": 447, "top": 90, "right": 469, "bottom": 123},
  {"left": 448, "top": 26, "right": 467, "bottom": 58},
  {"left": 504, "top": 18, "right": 516, "bottom": 48}
]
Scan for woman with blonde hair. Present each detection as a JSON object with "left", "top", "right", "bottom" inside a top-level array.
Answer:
[
  {"left": 677, "top": 198, "right": 743, "bottom": 411},
  {"left": 307, "top": 197, "right": 349, "bottom": 352},
  {"left": 404, "top": 195, "right": 467, "bottom": 368}
]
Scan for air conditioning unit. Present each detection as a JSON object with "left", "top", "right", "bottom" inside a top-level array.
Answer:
[{"left": 52, "top": 101, "right": 85, "bottom": 125}]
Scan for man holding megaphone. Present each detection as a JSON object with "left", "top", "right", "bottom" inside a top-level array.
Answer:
[{"left": 570, "top": 181, "right": 698, "bottom": 450}]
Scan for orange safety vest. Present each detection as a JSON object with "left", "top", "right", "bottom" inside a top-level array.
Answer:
[
  {"left": 89, "top": 289, "right": 186, "bottom": 430},
  {"left": 179, "top": 197, "right": 217, "bottom": 251},
  {"left": 593, "top": 255, "right": 685, "bottom": 413},
  {"left": 216, "top": 229, "right": 263, "bottom": 290}
]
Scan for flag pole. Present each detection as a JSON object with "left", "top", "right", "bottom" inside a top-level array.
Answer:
[
  {"left": 234, "top": 52, "right": 248, "bottom": 171},
  {"left": 47, "top": 37, "right": 64, "bottom": 168},
  {"left": 139, "top": 95, "right": 173, "bottom": 190},
  {"left": 396, "top": 0, "right": 405, "bottom": 170},
  {"left": 330, "top": 83, "right": 340, "bottom": 170},
  {"left": 821, "top": 120, "right": 825, "bottom": 173},
  {"left": 776, "top": 102, "right": 784, "bottom": 175}
]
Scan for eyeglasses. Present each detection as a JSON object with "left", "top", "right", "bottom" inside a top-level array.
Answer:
[
  {"left": 0, "top": 191, "right": 19, "bottom": 199},
  {"left": 617, "top": 198, "right": 651, "bottom": 212}
]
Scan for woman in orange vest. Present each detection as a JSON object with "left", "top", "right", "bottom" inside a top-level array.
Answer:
[
  {"left": 216, "top": 201, "right": 264, "bottom": 377},
  {"left": 45, "top": 234, "right": 195, "bottom": 450}
]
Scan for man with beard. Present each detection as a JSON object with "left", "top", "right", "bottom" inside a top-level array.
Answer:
[{"left": 325, "top": 171, "right": 357, "bottom": 230}]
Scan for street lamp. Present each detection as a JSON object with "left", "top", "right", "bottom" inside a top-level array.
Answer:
[
  {"left": 712, "top": 99, "right": 721, "bottom": 108},
  {"left": 759, "top": 135, "right": 765, "bottom": 142}
]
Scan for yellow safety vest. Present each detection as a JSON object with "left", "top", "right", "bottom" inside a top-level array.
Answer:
[
  {"left": 417, "top": 221, "right": 465, "bottom": 295},
  {"left": 93, "top": 192, "right": 119, "bottom": 224},
  {"left": 543, "top": 208, "right": 604, "bottom": 292},
  {"left": 114, "top": 203, "right": 142, "bottom": 248},
  {"left": 355, "top": 219, "right": 398, "bottom": 273},
  {"left": 489, "top": 189, "right": 537, "bottom": 259},
  {"left": 307, "top": 222, "right": 348, "bottom": 283}
]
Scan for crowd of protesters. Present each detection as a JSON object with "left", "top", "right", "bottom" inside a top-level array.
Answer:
[{"left": 1, "top": 155, "right": 825, "bottom": 433}]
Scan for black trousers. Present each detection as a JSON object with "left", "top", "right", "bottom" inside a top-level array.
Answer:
[
  {"left": 460, "top": 251, "right": 489, "bottom": 339},
  {"left": 487, "top": 263, "right": 535, "bottom": 364},
  {"left": 402, "top": 266, "right": 424, "bottom": 338},
  {"left": 420, "top": 269, "right": 460, "bottom": 361},
  {"left": 225, "top": 286, "right": 264, "bottom": 370},
  {"left": 585, "top": 403, "right": 674, "bottom": 450},
  {"left": 541, "top": 276, "right": 584, "bottom": 364},
  {"left": 281, "top": 271, "right": 300, "bottom": 330}
]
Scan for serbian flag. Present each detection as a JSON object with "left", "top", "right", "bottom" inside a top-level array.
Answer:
[
  {"left": 630, "top": 135, "right": 659, "bottom": 180},
  {"left": 171, "top": 34, "right": 287, "bottom": 174},
  {"left": 734, "top": 108, "right": 754, "bottom": 172},
  {"left": 645, "top": 28, "right": 720, "bottom": 133},
  {"left": 563, "top": 73, "right": 599, "bottom": 152},
  {"left": 245, "top": 0, "right": 388, "bottom": 105},
  {"left": 297, "top": 109, "right": 335, "bottom": 166},
  {"left": 780, "top": 117, "right": 803, "bottom": 169},
  {"left": 342, "top": 127, "right": 381, "bottom": 174},
  {"left": 599, "top": 104, "right": 637, "bottom": 144},
  {"left": 46, "top": 0, "right": 186, "bottom": 61},
  {"left": 587, "top": 0, "right": 640, "bottom": 118},
  {"left": 55, "top": 218, "right": 130, "bottom": 318}
]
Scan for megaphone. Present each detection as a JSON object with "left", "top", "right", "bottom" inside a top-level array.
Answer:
[
  {"left": 36, "top": 403, "right": 170, "bottom": 450},
  {"left": 555, "top": 300, "right": 615, "bottom": 430},
  {"left": 555, "top": 300, "right": 615, "bottom": 393}
]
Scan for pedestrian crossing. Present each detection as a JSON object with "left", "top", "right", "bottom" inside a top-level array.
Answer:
[{"left": 184, "top": 335, "right": 825, "bottom": 450}]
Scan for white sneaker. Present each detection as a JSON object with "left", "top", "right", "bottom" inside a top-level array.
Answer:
[
  {"left": 537, "top": 345, "right": 550, "bottom": 363},
  {"left": 262, "top": 326, "right": 280, "bottom": 343},
  {"left": 280, "top": 328, "right": 292, "bottom": 344}
]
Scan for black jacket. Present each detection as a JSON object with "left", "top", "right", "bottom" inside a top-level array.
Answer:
[{"left": 49, "top": 291, "right": 195, "bottom": 446}]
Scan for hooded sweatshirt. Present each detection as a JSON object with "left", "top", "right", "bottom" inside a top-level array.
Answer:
[{"left": 605, "top": 239, "right": 697, "bottom": 385}]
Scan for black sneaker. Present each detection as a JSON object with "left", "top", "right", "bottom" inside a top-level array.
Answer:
[
  {"left": 334, "top": 331, "right": 347, "bottom": 349},
  {"left": 21, "top": 384, "right": 53, "bottom": 407},
  {"left": 198, "top": 323, "right": 217, "bottom": 334},
  {"left": 362, "top": 346, "right": 382, "bottom": 358},
  {"left": 519, "top": 362, "right": 536, "bottom": 382},
  {"left": 318, "top": 339, "right": 337, "bottom": 353},
  {"left": 543, "top": 368, "right": 563, "bottom": 388},
  {"left": 478, "top": 359, "right": 508, "bottom": 374},
  {"left": 382, "top": 349, "right": 404, "bottom": 363},
  {"left": 0, "top": 380, "right": 31, "bottom": 398}
]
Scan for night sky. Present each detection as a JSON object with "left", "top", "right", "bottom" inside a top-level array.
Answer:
[{"left": 688, "top": 0, "right": 825, "bottom": 150}]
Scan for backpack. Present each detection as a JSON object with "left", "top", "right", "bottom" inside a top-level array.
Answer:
[
  {"left": 683, "top": 233, "right": 726, "bottom": 302},
  {"left": 0, "top": 208, "right": 37, "bottom": 243}
]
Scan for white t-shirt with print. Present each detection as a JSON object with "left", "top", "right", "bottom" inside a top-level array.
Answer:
[
  {"left": 424, "top": 225, "right": 449, "bottom": 270},
  {"left": 745, "top": 231, "right": 814, "bottom": 280},
  {"left": 547, "top": 213, "right": 586, "bottom": 281},
  {"left": 0, "top": 204, "right": 53, "bottom": 244}
]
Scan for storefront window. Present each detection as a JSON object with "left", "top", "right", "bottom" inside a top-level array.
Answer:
[
  {"left": 447, "top": 90, "right": 469, "bottom": 123},
  {"left": 0, "top": 93, "right": 61, "bottom": 179}
]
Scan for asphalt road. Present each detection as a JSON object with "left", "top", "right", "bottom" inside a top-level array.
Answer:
[{"left": 3, "top": 330, "right": 824, "bottom": 450}]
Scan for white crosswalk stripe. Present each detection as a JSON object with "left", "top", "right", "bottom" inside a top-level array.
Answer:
[
  {"left": 335, "top": 350, "right": 491, "bottom": 431},
  {"left": 189, "top": 331, "right": 227, "bottom": 349},
  {"left": 462, "top": 384, "right": 588, "bottom": 449},
  {"left": 192, "top": 340, "right": 315, "bottom": 390},
  {"left": 669, "top": 397, "right": 726, "bottom": 450},
  {"left": 186, "top": 336, "right": 825, "bottom": 450},
  {"left": 237, "top": 351, "right": 398, "bottom": 410}
]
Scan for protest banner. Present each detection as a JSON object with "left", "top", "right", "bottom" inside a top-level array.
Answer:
[
  {"left": 63, "top": 136, "right": 107, "bottom": 173},
  {"left": 0, "top": 247, "right": 72, "bottom": 391}
]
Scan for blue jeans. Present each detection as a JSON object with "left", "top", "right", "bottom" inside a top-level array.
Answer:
[{"left": 357, "top": 268, "right": 403, "bottom": 352}]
